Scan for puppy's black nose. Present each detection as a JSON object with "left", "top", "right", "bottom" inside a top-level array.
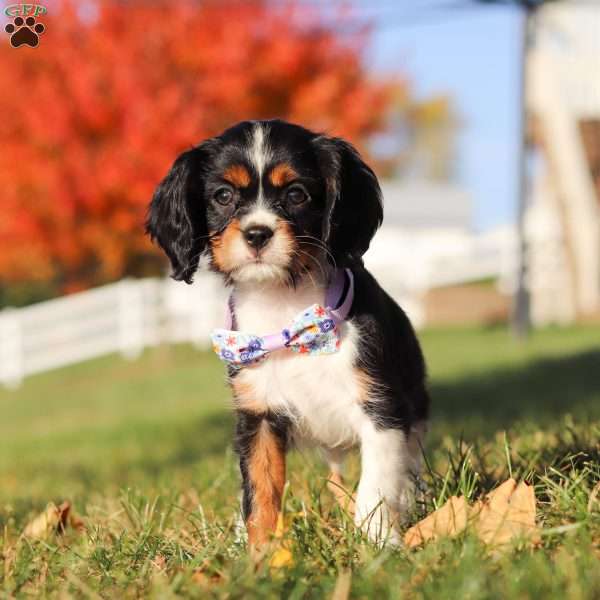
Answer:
[{"left": 243, "top": 225, "right": 273, "bottom": 250}]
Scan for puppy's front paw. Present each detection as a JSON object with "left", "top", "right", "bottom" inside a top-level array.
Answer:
[{"left": 354, "top": 500, "right": 401, "bottom": 546}]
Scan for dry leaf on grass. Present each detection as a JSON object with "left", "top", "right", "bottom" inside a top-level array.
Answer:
[
  {"left": 68, "top": 510, "right": 86, "bottom": 532},
  {"left": 269, "top": 546, "right": 294, "bottom": 569},
  {"left": 23, "top": 502, "right": 72, "bottom": 539},
  {"left": 476, "top": 478, "right": 539, "bottom": 547},
  {"left": 404, "top": 478, "right": 538, "bottom": 550},
  {"left": 405, "top": 495, "right": 470, "bottom": 547}
]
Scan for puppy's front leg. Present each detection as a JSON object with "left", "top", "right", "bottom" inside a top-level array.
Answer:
[
  {"left": 355, "top": 420, "right": 413, "bottom": 545},
  {"left": 236, "top": 410, "right": 289, "bottom": 548}
]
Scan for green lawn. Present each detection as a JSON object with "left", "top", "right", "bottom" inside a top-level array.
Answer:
[{"left": 1, "top": 326, "right": 599, "bottom": 598}]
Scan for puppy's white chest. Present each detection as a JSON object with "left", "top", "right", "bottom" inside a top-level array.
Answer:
[{"left": 231, "top": 284, "right": 366, "bottom": 448}]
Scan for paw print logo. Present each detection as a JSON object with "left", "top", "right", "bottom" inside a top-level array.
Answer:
[{"left": 5, "top": 16, "right": 45, "bottom": 48}]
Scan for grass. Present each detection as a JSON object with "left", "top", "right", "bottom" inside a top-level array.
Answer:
[{"left": 1, "top": 325, "right": 599, "bottom": 598}]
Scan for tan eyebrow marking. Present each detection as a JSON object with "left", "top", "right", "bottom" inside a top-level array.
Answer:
[
  {"left": 269, "top": 163, "right": 298, "bottom": 187},
  {"left": 222, "top": 164, "right": 251, "bottom": 188}
]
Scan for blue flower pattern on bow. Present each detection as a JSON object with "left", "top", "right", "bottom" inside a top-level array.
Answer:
[{"left": 211, "top": 304, "right": 340, "bottom": 367}]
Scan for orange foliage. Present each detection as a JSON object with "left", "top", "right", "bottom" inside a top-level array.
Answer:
[{"left": 0, "top": 0, "right": 395, "bottom": 295}]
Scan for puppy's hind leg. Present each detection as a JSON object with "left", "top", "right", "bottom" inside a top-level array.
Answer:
[
  {"left": 323, "top": 447, "right": 355, "bottom": 513},
  {"left": 406, "top": 420, "right": 428, "bottom": 501}
]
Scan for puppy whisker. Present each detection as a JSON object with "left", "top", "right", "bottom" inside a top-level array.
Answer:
[
  {"left": 298, "top": 248, "right": 327, "bottom": 280},
  {"left": 296, "top": 235, "right": 338, "bottom": 268},
  {"left": 288, "top": 248, "right": 319, "bottom": 287}
]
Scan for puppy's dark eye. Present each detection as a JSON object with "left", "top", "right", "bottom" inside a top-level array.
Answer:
[
  {"left": 214, "top": 188, "right": 234, "bottom": 206},
  {"left": 285, "top": 186, "right": 307, "bottom": 206}
]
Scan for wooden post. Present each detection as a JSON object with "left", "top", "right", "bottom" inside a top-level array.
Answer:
[
  {"left": 0, "top": 308, "right": 23, "bottom": 388},
  {"left": 512, "top": 5, "right": 537, "bottom": 339},
  {"left": 118, "top": 279, "right": 144, "bottom": 359}
]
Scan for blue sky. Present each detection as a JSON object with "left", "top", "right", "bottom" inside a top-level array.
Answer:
[{"left": 358, "top": 2, "right": 524, "bottom": 231}]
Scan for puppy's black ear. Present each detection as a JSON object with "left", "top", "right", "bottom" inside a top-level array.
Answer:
[
  {"left": 313, "top": 137, "right": 383, "bottom": 266},
  {"left": 146, "top": 143, "right": 213, "bottom": 283}
]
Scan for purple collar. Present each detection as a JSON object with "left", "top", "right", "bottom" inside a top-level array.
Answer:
[
  {"left": 223, "top": 268, "right": 354, "bottom": 353},
  {"left": 323, "top": 267, "right": 355, "bottom": 324}
]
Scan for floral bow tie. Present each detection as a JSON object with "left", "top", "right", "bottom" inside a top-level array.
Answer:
[
  {"left": 211, "top": 304, "right": 340, "bottom": 366},
  {"left": 210, "top": 268, "right": 354, "bottom": 367}
]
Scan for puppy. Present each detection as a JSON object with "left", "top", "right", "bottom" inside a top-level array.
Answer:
[{"left": 146, "top": 119, "right": 429, "bottom": 546}]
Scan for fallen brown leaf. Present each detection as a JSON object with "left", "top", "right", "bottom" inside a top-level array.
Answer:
[
  {"left": 68, "top": 509, "right": 86, "bottom": 532},
  {"left": 476, "top": 478, "right": 539, "bottom": 548},
  {"left": 404, "top": 495, "right": 470, "bottom": 547},
  {"left": 269, "top": 546, "right": 294, "bottom": 569},
  {"left": 23, "top": 501, "right": 71, "bottom": 539},
  {"left": 404, "top": 478, "right": 539, "bottom": 550}
]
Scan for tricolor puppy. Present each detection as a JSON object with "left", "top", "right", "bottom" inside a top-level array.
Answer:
[{"left": 146, "top": 119, "right": 429, "bottom": 546}]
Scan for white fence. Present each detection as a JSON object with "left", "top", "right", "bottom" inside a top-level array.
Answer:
[
  {"left": 0, "top": 226, "right": 517, "bottom": 388},
  {"left": 0, "top": 274, "right": 227, "bottom": 388}
]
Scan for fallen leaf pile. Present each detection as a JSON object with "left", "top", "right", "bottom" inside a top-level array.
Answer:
[
  {"left": 22, "top": 501, "right": 85, "bottom": 539},
  {"left": 405, "top": 478, "right": 539, "bottom": 550}
]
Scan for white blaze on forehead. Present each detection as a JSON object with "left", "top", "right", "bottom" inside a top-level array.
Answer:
[
  {"left": 247, "top": 122, "right": 271, "bottom": 178},
  {"left": 243, "top": 122, "right": 276, "bottom": 227}
]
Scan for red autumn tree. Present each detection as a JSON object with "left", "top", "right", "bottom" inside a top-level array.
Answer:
[{"left": 0, "top": 0, "right": 397, "bottom": 303}]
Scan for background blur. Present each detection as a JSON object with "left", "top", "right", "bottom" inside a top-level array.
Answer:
[
  {"left": 1, "top": 2, "right": 600, "bottom": 596},
  {"left": 1, "top": 0, "right": 599, "bottom": 388}
]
